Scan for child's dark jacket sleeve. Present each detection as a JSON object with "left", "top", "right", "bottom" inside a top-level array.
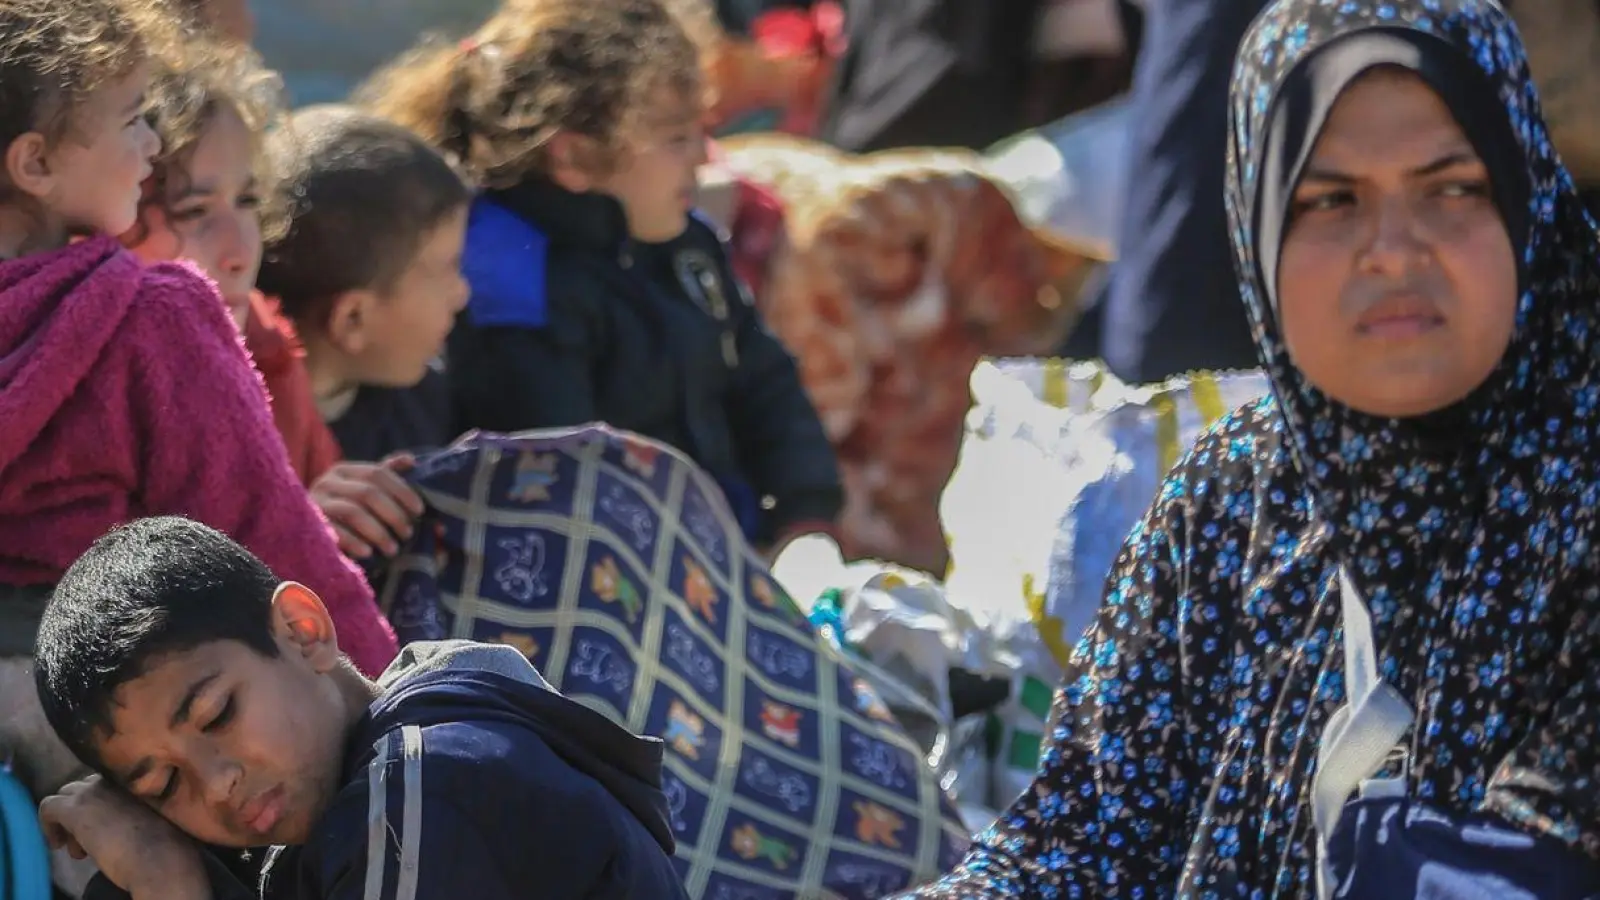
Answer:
[{"left": 80, "top": 848, "right": 262, "bottom": 900}]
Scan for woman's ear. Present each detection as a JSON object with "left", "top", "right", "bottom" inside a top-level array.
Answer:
[
  {"left": 4, "top": 132, "right": 56, "bottom": 200},
  {"left": 270, "top": 582, "right": 342, "bottom": 672}
]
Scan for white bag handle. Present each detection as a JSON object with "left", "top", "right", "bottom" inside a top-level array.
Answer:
[{"left": 1310, "top": 567, "right": 1415, "bottom": 900}]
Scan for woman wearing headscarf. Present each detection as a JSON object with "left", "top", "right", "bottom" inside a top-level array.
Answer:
[{"left": 893, "top": 0, "right": 1600, "bottom": 894}]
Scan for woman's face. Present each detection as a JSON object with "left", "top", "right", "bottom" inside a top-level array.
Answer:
[{"left": 1276, "top": 69, "right": 1518, "bottom": 418}]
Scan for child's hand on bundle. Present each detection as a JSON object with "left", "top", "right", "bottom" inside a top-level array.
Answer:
[
  {"left": 311, "top": 454, "right": 426, "bottom": 559},
  {"left": 39, "top": 775, "right": 208, "bottom": 900}
]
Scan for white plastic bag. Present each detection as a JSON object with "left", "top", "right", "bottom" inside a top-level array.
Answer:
[{"left": 940, "top": 358, "right": 1269, "bottom": 801}]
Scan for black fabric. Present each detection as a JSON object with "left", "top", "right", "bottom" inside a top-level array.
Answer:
[
  {"left": 1116, "top": 0, "right": 1146, "bottom": 61},
  {"left": 816, "top": 0, "right": 1045, "bottom": 151},
  {"left": 446, "top": 178, "right": 842, "bottom": 543},
  {"left": 1581, "top": 186, "right": 1600, "bottom": 217},
  {"left": 1087, "top": 0, "right": 1268, "bottom": 383},
  {"left": 328, "top": 367, "right": 453, "bottom": 463},
  {"left": 0, "top": 582, "right": 49, "bottom": 656}
]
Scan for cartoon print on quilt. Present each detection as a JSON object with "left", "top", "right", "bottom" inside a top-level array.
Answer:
[{"left": 378, "top": 425, "right": 970, "bottom": 899}]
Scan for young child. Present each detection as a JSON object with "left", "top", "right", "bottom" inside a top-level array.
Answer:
[
  {"left": 254, "top": 105, "right": 470, "bottom": 559},
  {"left": 359, "top": 0, "right": 842, "bottom": 555},
  {"left": 33, "top": 516, "right": 688, "bottom": 900},
  {"left": 121, "top": 52, "right": 423, "bottom": 563},
  {"left": 0, "top": 0, "right": 397, "bottom": 857},
  {"left": 121, "top": 41, "right": 343, "bottom": 490}
]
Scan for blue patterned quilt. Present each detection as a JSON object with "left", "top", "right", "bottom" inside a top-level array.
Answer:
[{"left": 380, "top": 426, "right": 969, "bottom": 899}]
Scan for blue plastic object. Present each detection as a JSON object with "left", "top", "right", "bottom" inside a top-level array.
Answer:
[{"left": 0, "top": 763, "right": 50, "bottom": 900}]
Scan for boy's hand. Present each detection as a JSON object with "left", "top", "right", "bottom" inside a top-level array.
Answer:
[
  {"left": 311, "top": 454, "right": 426, "bottom": 559},
  {"left": 39, "top": 775, "right": 208, "bottom": 900}
]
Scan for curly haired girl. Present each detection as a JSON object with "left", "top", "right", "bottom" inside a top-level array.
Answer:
[{"left": 360, "top": 0, "right": 842, "bottom": 551}]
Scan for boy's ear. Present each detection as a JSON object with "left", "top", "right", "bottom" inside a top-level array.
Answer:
[
  {"left": 5, "top": 132, "right": 56, "bottom": 200},
  {"left": 547, "top": 131, "right": 597, "bottom": 193},
  {"left": 269, "top": 582, "right": 342, "bottom": 672},
  {"left": 324, "top": 288, "right": 376, "bottom": 355}
]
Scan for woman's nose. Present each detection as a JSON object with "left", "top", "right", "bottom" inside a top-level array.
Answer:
[{"left": 1358, "top": 196, "right": 1430, "bottom": 276}]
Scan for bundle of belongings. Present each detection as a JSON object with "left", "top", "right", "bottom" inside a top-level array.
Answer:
[
  {"left": 937, "top": 358, "right": 1270, "bottom": 809},
  {"left": 710, "top": 135, "right": 1103, "bottom": 575},
  {"left": 749, "top": 360, "right": 1274, "bottom": 819},
  {"left": 379, "top": 425, "right": 971, "bottom": 900}
]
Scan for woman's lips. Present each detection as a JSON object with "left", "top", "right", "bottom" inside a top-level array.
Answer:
[
  {"left": 1355, "top": 295, "right": 1445, "bottom": 338},
  {"left": 1358, "top": 313, "right": 1444, "bottom": 339}
]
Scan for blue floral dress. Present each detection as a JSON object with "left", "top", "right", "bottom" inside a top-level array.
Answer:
[{"left": 896, "top": 0, "right": 1600, "bottom": 894}]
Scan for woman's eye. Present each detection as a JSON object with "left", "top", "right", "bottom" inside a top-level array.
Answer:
[
  {"left": 238, "top": 193, "right": 261, "bottom": 210},
  {"left": 1436, "top": 180, "right": 1490, "bottom": 199},
  {"left": 154, "top": 772, "right": 178, "bottom": 804},
  {"left": 171, "top": 207, "right": 206, "bottom": 224},
  {"left": 1292, "top": 191, "right": 1353, "bottom": 215}
]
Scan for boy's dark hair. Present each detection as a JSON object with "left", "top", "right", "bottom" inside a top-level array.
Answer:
[
  {"left": 256, "top": 104, "right": 471, "bottom": 332},
  {"left": 356, "top": 0, "right": 704, "bottom": 189},
  {"left": 33, "top": 516, "right": 282, "bottom": 772}
]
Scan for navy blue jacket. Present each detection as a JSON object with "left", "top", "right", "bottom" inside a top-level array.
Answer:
[
  {"left": 1325, "top": 798, "right": 1600, "bottom": 899},
  {"left": 447, "top": 180, "right": 842, "bottom": 546},
  {"left": 1060, "top": 0, "right": 1266, "bottom": 383},
  {"left": 87, "top": 642, "right": 688, "bottom": 900}
]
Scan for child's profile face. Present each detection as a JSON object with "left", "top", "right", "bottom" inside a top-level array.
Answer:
[
  {"left": 596, "top": 92, "right": 708, "bottom": 243},
  {"left": 88, "top": 589, "right": 355, "bottom": 849},
  {"left": 344, "top": 206, "right": 469, "bottom": 386},
  {"left": 127, "top": 106, "right": 263, "bottom": 331},
  {"left": 38, "top": 64, "right": 160, "bottom": 238}
]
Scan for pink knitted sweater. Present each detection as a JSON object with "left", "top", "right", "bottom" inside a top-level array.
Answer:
[{"left": 0, "top": 237, "right": 397, "bottom": 674}]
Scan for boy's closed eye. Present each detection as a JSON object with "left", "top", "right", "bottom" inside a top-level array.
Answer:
[
  {"left": 147, "top": 694, "right": 236, "bottom": 804},
  {"left": 126, "top": 675, "right": 239, "bottom": 802}
]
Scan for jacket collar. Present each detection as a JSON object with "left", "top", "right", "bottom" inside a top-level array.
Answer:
[{"left": 488, "top": 177, "right": 632, "bottom": 254}]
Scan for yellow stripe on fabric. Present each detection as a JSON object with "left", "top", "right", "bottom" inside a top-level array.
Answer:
[
  {"left": 1023, "top": 573, "right": 1074, "bottom": 671},
  {"left": 1154, "top": 391, "right": 1181, "bottom": 475},
  {"left": 1042, "top": 358, "right": 1069, "bottom": 408},
  {"left": 1190, "top": 371, "right": 1228, "bottom": 428}
]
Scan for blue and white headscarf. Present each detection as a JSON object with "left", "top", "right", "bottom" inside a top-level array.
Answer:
[{"left": 896, "top": 0, "right": 1600, "bottom": 894}]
